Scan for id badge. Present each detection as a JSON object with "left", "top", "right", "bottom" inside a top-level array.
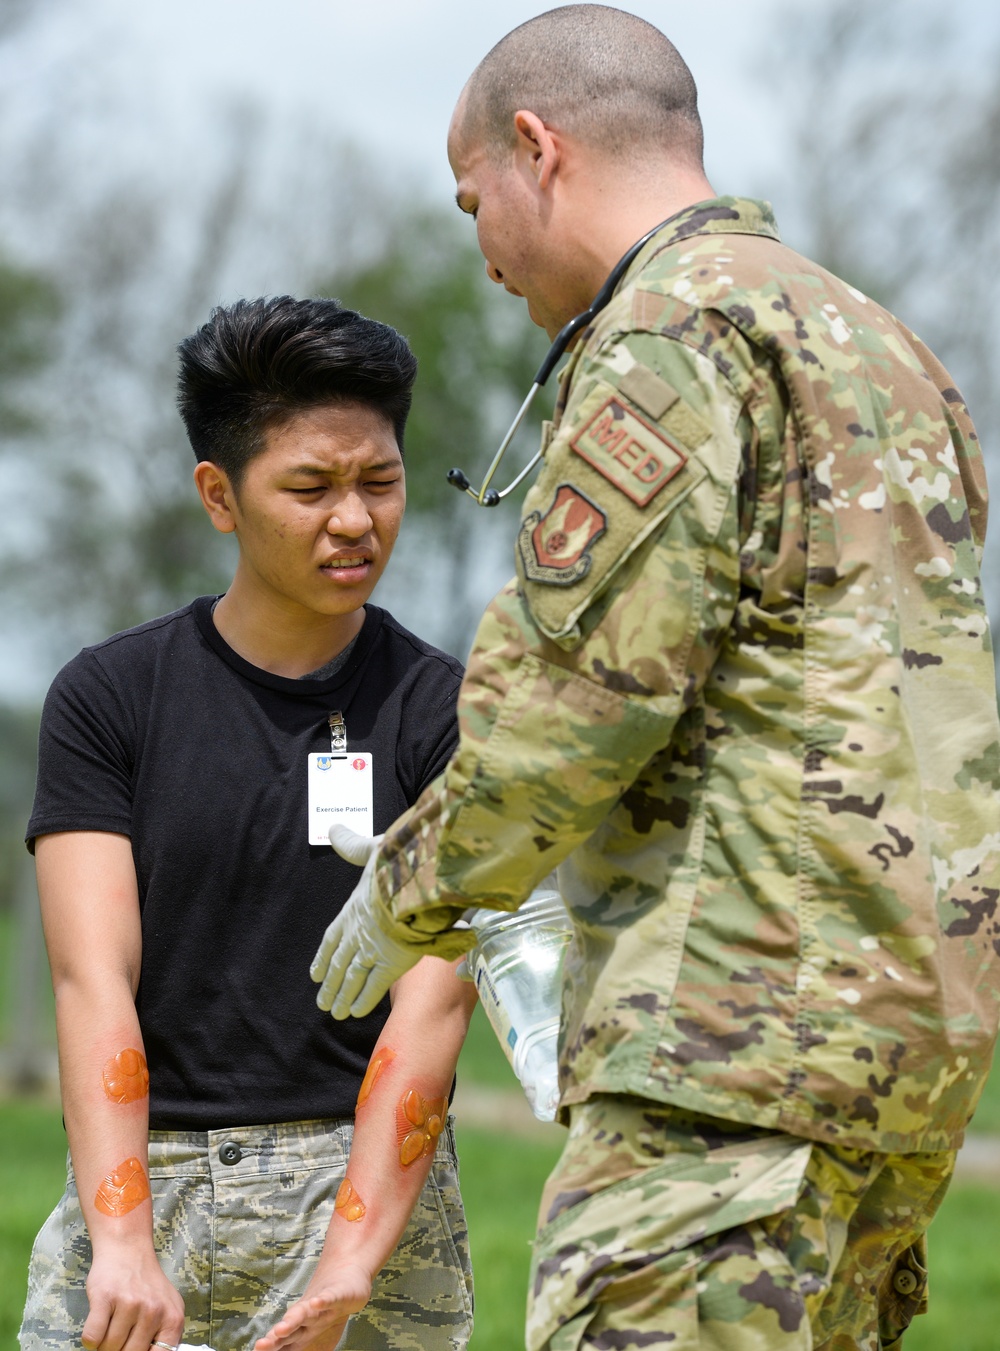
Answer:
[{"left": 307, "top": 753, "right": 374, "bottom": 845}]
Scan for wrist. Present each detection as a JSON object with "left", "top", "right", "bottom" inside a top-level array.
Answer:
[
  {"left": 308, "top": 1246, "right": 377, "bottom": 1294},
  {"left": 87, "top": 1211, "right": 156, "bottom": 1257}
]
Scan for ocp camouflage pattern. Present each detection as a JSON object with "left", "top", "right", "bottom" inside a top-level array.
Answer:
[
  {"left": 378, "top": 196, "right": 1000, "bottom": 1153},
  {"left": 525, "top": 1098, "right": 951, "bottom": 1350}
]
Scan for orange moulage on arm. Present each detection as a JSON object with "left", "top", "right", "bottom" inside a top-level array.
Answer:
[
  {"left": 102, "top": 1047, "right": 150, "bottom": 1104},
  {"left": 94, "top": 1157, "right": 151, "bottom": 1217},
  {"left": 356, "top": 1046, "right": 396, "bottom": 1110},
  {"left": 397, "top": 1088, "right": 447, "bottom": 1168},
  {"left": 335, "top": 1176, "right": 367, "bottom": 1222}
]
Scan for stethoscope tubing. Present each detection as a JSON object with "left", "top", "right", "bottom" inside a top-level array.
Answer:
[{"left": 448, "top": 215, "right": 675, "bottom": 507}]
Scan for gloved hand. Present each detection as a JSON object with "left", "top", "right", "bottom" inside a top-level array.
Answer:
[{"left": 311, "top": 823, "right": 422, "bottom": 1019}]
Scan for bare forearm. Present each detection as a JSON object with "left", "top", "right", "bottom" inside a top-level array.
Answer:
[
  {"left": 36, "top": 830, "right": 184, "bottom": 1350},
  {"left": 254, "top": 959, "right": 477, "bottom": 1351},
  {"left": 53, "top": 977, "right": 154, "bottom": 1253},
  {"left": 315, "top": 957, "right": 476, "bottom": 1283}
]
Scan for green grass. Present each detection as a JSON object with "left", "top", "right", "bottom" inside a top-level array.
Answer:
[
  {"left": 458, "top": 1126, "right": 563, "bottom": 1351},
  {"left": 905, "top": 1185, "right": 1000, "bottom": 1351},
  {"left": 0, "top": 1098, "right": 67, "bottom": 1348}
]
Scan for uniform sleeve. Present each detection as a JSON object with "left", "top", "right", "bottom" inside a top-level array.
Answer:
[
  {"left": 26, "top": 650, "right": 135, "bottom": 848},
  {"left": 376, "top": 322, "right": 752, "bottom": 932}
]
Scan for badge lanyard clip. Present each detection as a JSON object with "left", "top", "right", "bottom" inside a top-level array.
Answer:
[
  {"left": 328, "top": 711, "right": 347, "bottom": 759},
  {"left": 307, "top": 712, "right": 373, "bottom": 844}
]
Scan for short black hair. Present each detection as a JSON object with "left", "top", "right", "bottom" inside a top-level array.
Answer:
[
  {"left": 176, "top": 296, "right": 417, "bottom": 486},
  {"left": 462, "top": 4, "right": 703, "bottom": 169}
]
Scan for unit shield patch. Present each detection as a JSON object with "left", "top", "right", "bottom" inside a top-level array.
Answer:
[
  {"left": 518, "top": 483, "right": 607, "bottom": 586},
  {"left": 571, "top": 396, "right": 688, "bottom": 506}
]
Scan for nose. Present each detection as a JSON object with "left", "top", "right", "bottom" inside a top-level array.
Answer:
[
  {"left": 486, "top": 259, "right": 524, "bottom": 298},
  {"left": 326, "top": 491, "right": 372, "bottom": 538}
]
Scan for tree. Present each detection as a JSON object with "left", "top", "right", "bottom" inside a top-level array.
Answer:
[
  {"left": 321, "top": 208, "right": 549, "bottom": 654},
  {"left": 779, "top": 0, "right": 1000, "bottom": 644},
  {"left": 0, "top": 256, "right": 58, "bottom": 434}
]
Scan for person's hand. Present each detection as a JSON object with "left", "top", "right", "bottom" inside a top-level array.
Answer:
[
  {"left": 81, "top": 1243, "right": 184, "bottom": 1351},
  {"left": 253, "top": 1262, "right": 372, "bottom": 1351},
  {"left": 311, "top": 824, "right": 421, "bottom": 1019}
]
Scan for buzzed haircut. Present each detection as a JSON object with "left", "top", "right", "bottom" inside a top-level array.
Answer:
[
  {"left": 176, "top": 296, "right": 417, "bottom": 488},
  {"left": 462, "top": 4, "right": 703, "bottom": 167}
]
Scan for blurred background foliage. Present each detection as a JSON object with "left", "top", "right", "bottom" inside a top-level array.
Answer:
[{"left": 0, "top": 0, "right": 998, "bottom": 1029}]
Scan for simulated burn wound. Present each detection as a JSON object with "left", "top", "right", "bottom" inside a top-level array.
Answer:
[
  {"left": 335, "top": 1177, "right": 366, "bottom": 1222},
  {"left": 94, "top": 1157, "right": 150, "bottom": 1217},
  {"left": 397, "top": 1089, "right": 447, "bottom": 1167},
  {"left": 356, "top": 1047, "right": 395, "bottom": 1110},
  {"left": 102, "top": 1048, "right": 149, "bottom": 1104}
]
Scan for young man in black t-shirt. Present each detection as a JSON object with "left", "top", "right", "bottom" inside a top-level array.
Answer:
[{"left": 21, "top": 297, "right": 477, "bottom": 1351}]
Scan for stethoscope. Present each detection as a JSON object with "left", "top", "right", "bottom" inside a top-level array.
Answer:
[{"left": 446, "top": 216, "right": 675, "bottom": 507}]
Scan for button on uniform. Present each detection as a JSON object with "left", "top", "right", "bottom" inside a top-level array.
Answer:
[
  {"left": 219, "top": 1140, "right": 242, "bottom": 1166},
  {"left": 893, "top": 1268, "right": 918, "bottom": 1295}
]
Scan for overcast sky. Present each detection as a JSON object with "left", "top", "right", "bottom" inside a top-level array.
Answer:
[
  {"left": 7, "top": 1, "right": 792, "bottom": 216},
  {"left": 6, "top": 0, "right": 995, "bottom": 275}
]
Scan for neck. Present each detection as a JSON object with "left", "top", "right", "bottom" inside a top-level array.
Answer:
[
  {"left": 212, "top": 570, "right": 365, "bottom": 678},
  {"left": 564, "top": 163, "right": 717, "bottom": 306}
]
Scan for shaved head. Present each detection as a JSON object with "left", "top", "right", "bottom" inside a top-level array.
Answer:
[{"left": 459, "top": 4, "right": 704, "bottom": 168}]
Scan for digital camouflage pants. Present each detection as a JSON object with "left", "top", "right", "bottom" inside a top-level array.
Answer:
[
  {"left": 20, "top": 1116, "right": 473, "bottom": 1351},
  {"left": 527, "top": 1098, "right": 955, "bottom": 1351}
]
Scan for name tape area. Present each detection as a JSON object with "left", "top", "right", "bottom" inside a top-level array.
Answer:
[{"left": 571, "top": 396, "right": 687, "bottom": 507}]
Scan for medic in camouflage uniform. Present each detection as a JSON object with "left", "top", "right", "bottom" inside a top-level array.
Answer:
[{"left": 310, "top": 8, "right": 1000, "bottom": 1350}]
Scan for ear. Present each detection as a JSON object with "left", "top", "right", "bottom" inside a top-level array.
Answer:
[
  {"left": 193, "top": 460, "right": 238, "bottom": 535},
  {"left": 513, "top": 110, "right": 561, "bottom": 190}
]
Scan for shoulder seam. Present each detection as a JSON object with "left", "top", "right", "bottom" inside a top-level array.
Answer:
[{"left": 378, "top": 611, "right": 465, "bottom": 680}]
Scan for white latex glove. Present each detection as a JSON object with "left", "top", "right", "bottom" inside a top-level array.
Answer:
[{"left": 311, "top": 822, "right": 421, "bottom": 1019}]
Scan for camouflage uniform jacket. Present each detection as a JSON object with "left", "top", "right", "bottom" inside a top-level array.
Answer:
[{"left": 378, "top": 196, "right": 1000, "bottom": 1153}]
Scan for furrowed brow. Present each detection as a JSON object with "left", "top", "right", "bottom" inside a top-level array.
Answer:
[{"left": 285, "top": 460, "right": 402, "bottom": 479}]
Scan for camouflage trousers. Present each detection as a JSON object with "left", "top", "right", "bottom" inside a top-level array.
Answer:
[
  {"left": 527, "top": 1098, "right": 955, "bottom": 1351},
  {"left": 20, "top": 1116, "right": 473, "bottom": 1351}
]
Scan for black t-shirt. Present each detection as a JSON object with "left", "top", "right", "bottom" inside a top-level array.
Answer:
[{"left": 27, "top": 597, "right": 464, "bottom": 1129}]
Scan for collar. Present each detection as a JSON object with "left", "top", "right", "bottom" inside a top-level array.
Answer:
[{"left": 620, "top": 196, "right": 781, "bottom": 291}]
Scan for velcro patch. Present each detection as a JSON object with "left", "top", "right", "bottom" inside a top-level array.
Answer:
[
  {"left": 571, "top": 397, "right": 687, "bottom": 507},
  {"left": 518, "top": 483, "right": 607, "bottom": 586}
]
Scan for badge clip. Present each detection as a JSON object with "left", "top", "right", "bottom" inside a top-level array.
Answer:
[{"left": 328, "top": 710, "right": 347, "bottom": 759}]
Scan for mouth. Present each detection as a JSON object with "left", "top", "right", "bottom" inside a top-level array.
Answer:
[{"left": 319, "top": 555, "right": 373, "bottom": 583}]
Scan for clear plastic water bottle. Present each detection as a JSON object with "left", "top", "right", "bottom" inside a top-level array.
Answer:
[{"left": 466, "top": 886, "right": 572, "bottom": 1122}]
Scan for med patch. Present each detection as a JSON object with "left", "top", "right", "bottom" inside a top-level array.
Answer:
[
  {"left": 571, "top": 396, "right": 687, "bottom": 507},
  {"left": 518, "top": 483, "right": 607, "bottom": 586}
]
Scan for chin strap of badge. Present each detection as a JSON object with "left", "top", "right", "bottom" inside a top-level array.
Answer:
[{"left": 328, "top": 711, "right": 347, "bottom": 759}]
